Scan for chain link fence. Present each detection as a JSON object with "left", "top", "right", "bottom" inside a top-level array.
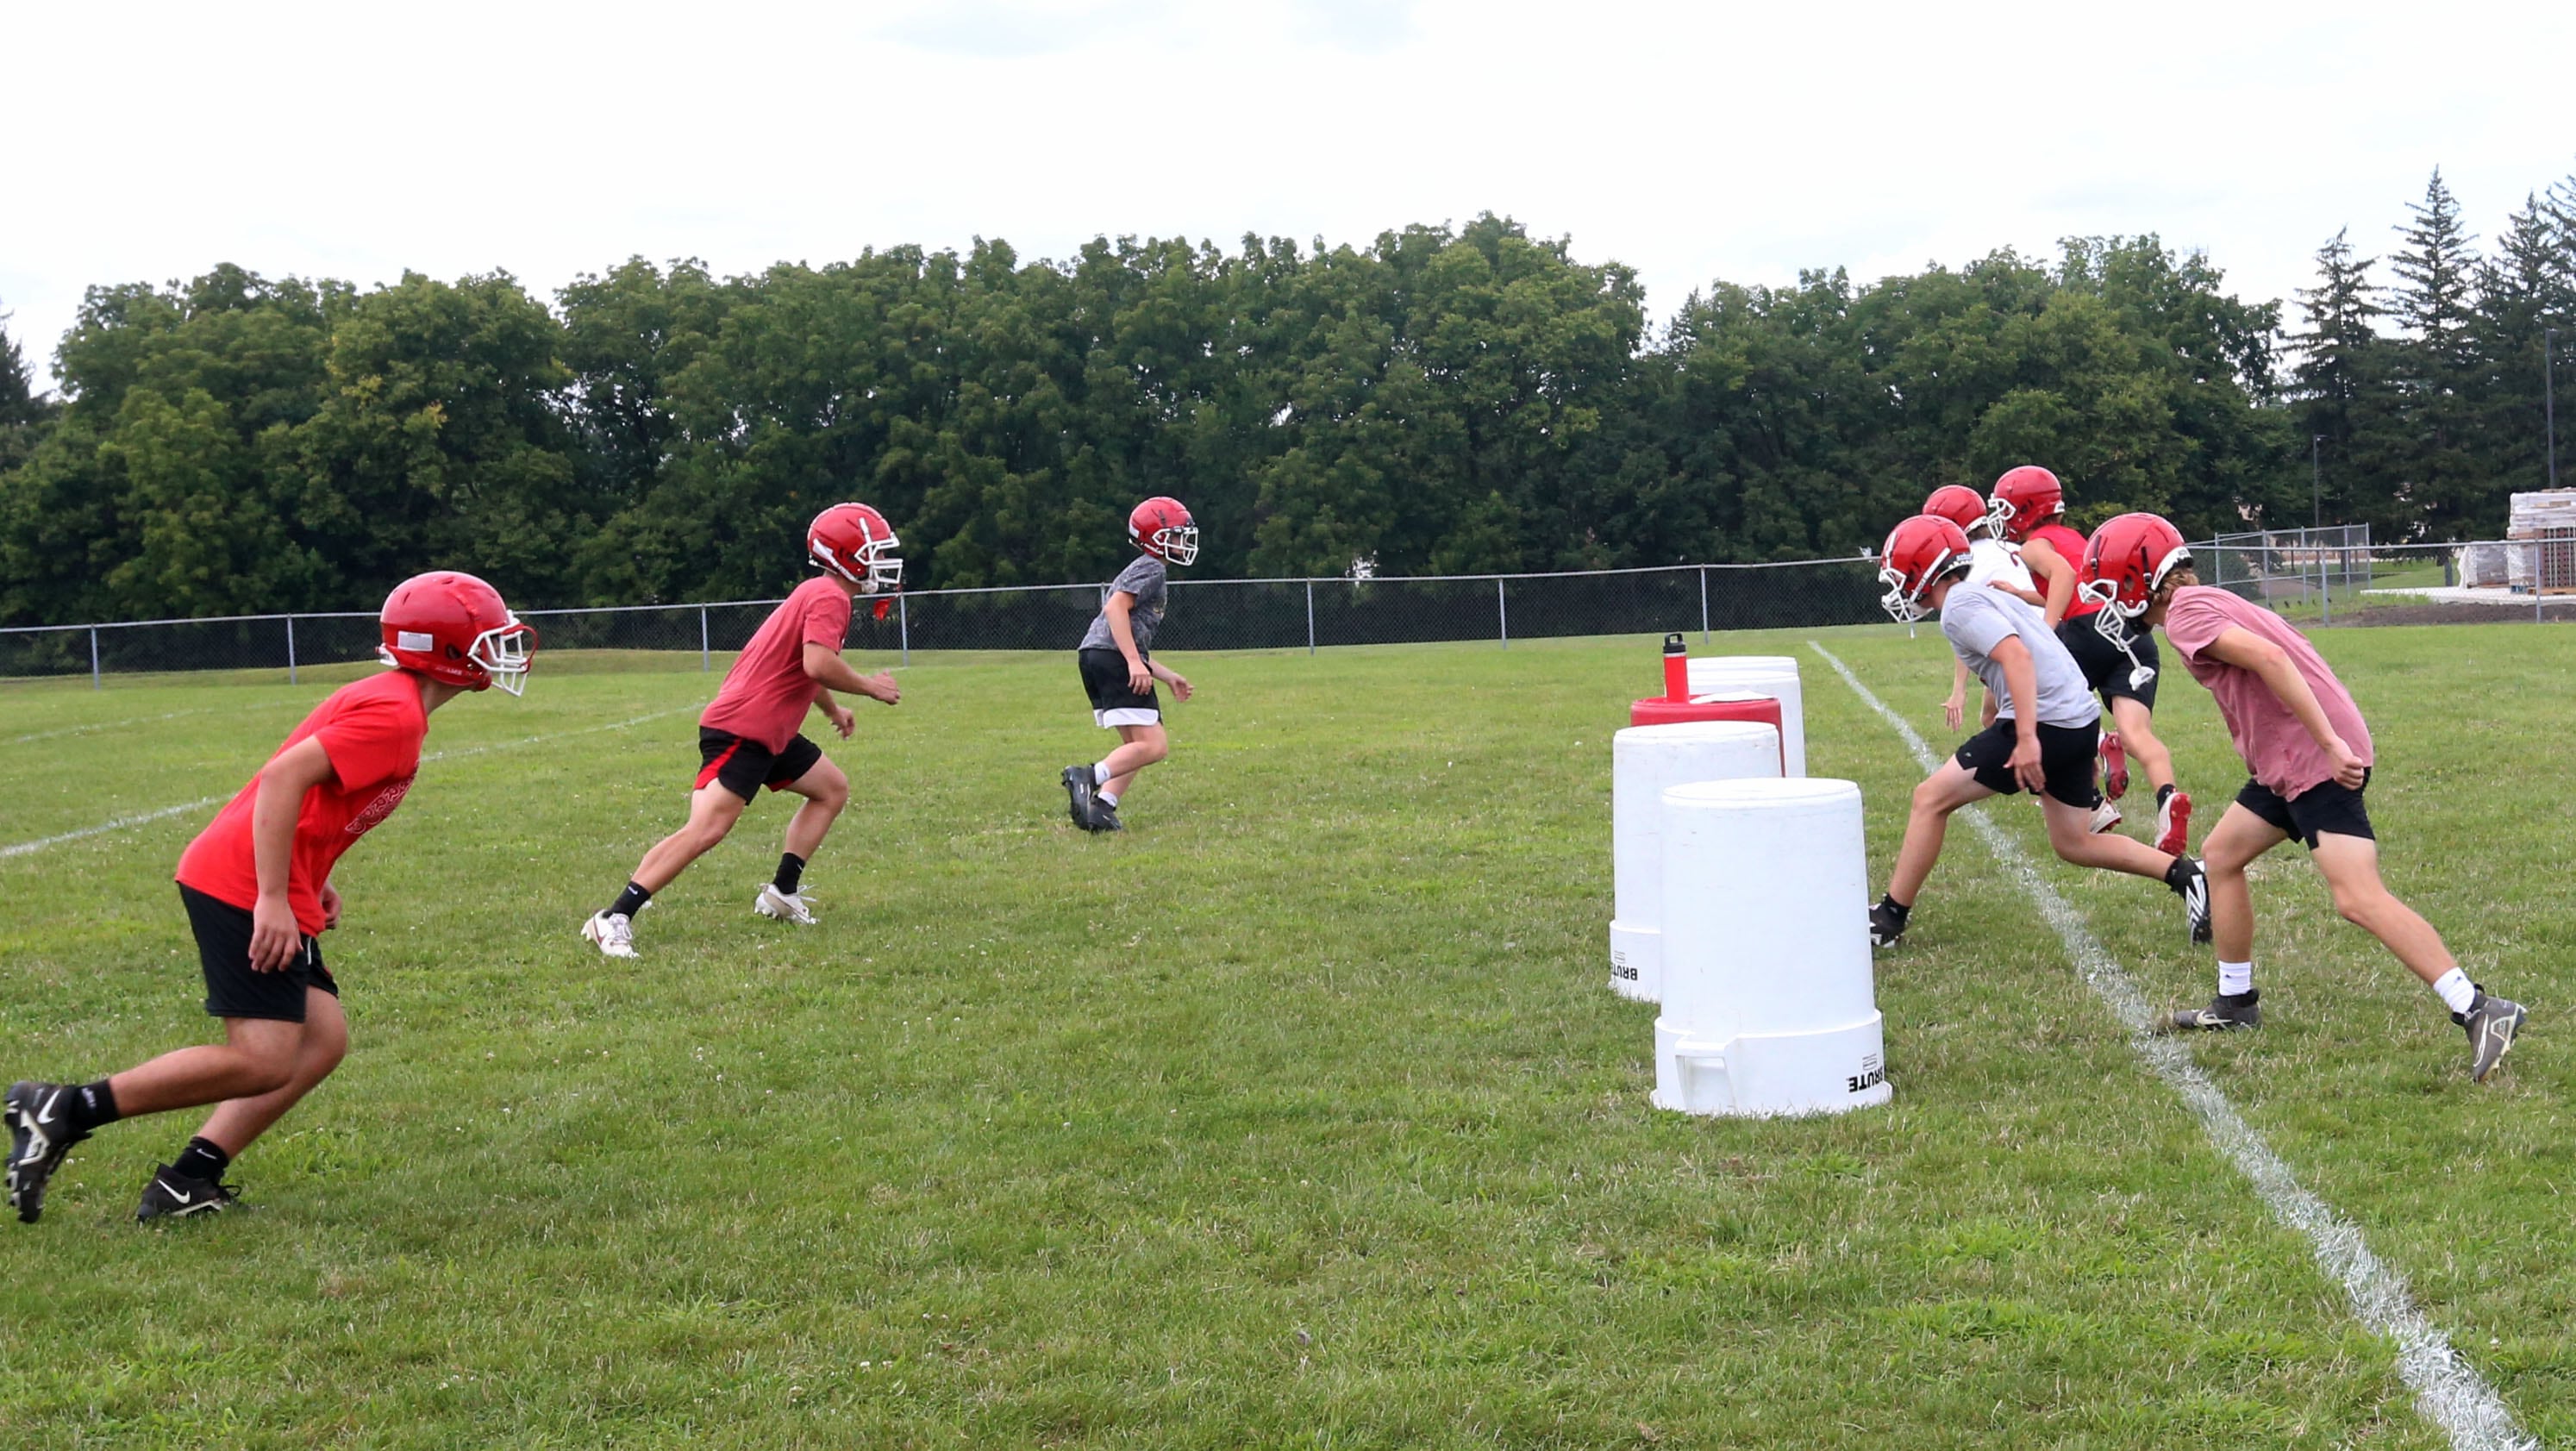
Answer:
[
  {"left": 1, "top": 560, "right": 1893, "bottom": 688},
  {"left": 2191, "top": 533, "right": 2576, "bottom": 627}
]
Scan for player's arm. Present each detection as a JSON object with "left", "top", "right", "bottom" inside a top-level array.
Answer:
[
  {"left": 248, "top": 736, "right": 336, "bottom": 971},
  {"left": 803, "top": 641, "right": 898, "bottom": 707},
  {"left": 2021, "top": 538, "right": 2075, "bottom": 627},
  {"left": 1146, "top": 655, "right": 1193, "bottom": 702},
  {"left": 2199, "top": 626, "right": 2367, "bottom": 786},
  {"left": 807, "top": 679, "right": 856, "bottom": 738},
  {"left": 1986, "top": 633, "right": 2048, "bottom": 791},
  {"left": 1104, "top": 591, "right": 1153, "bottom": 694},
  {"left": 1944, "top": 655, "right": 1969, "bottom": 731},
  {"left": 1996, "top": 579, "right": 2047, "bottom": 607}
]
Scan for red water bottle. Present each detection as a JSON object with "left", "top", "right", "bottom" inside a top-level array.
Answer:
[{"left": 1661, "top": 632, "right": 1689, "bottom": 702}]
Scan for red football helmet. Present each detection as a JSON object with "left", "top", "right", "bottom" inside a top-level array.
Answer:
[
  {"left": 378, "top": 571, "right": 536, "bottom": 696},
  {"left": 1986, "top": 466, "right": 2065, "bottom": 541},
  {"left": 1923, "top": 485, "right": 1992, "bottom": 536},
  {"left": 2080, "top": 512, "right": 2192, "bottom": 622},
  {"left": 1129, "top": 496, "right": 1198, "bottom": 566},
  {"left": 1877, "top": 515, "right": 1975, "bottom": 623},
  {"left": 808, "top": 503, "right": 903, "bottom": 594}
]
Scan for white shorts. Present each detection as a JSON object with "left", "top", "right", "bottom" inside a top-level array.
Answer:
[{"left": 1095, "top": 708, "right": 1160, "bottom": 729}]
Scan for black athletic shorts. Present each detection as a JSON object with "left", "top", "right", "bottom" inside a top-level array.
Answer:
[
  {"left": 1077, "top": 647, "right": 1160, "bottom": 726},
  {"left": 2057, "top": 614, "right": 2161, "bottom": 710},
  {"left": 182, "top": 884, "right": 337, "bottom": 1023},
  {"left": 1954, "top": 719, "right": 2104, "bottom": 810},
  {"left": 697, "top": 728, "right": 822, "bottom": 802},
  {"left": 2236, "top": 769, "right": 2374, "bottom": 849}
]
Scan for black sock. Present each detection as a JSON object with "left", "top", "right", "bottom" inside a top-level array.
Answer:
[
  {"left": 2156, "top": 784, "right": 2175, "bottom": 808},
  {"left": 172, "top": 1136, "right": 229, "bottom": 1183},
  {"left": 68, "top": 1079, "right": 119, "bottom": 1133},
  {"left": 774, "top": 854, "right": 806, "bottom": 895},
  {"left": 1878, "top": 892, "right": 1911, "bottom": 920},
  {"left": 608, "top": 881, "right": 652, "bottom": 920}
]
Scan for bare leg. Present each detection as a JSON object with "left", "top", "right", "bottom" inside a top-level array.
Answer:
[
  {"left": 2040, "top": 794, "right": 2181, "bottom": 879},
  {"left": 2310, "top": 833, "right": 2458, "bottom": 987},
  {"left": 195, "top": 988, "right": 348, "bottom": 1156},
  {"left": 2200, "top": 803, "right": 2287, "bottom": 965},
  {"left": 1886, "top": 759, "right": 1996, "bottom": 906},
  {"left": 779, "top": 754, "right": 849, "bottom": 861},
  {"left": 106, "top": 1016, "right": 303, "bottom": 1120},
  {"left": 630, "top": 784, "right": 750, "bottom": 893},
  {"left": 1100, "top": 722, "right": 1168, "bottom": 800},
  {"left": 2110, "top": 696, "right": 2177, "bottom": 794}
]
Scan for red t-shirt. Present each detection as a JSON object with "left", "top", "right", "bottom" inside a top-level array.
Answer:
[
  {"left": 2160, "top": 585, "right": 2373, "bottom": 798},
  {"left": 2023, "top": 522, "right": 2101, "bottom": 619},
  {"left": 174, "top": 671, "right": 428, "bottom": 936},
  {"left": 699, "top": 577, "right": 852, "bottom": 753}
]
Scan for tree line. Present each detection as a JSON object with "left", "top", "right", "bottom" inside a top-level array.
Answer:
[{"left": 2, "top": 173, "right": 2570, "bottom": 627}]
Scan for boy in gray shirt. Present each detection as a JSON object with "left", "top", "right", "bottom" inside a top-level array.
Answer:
[
  {"left": 1868, "top": 515, "right": 2204, "bottom": 948},
  {"left": 1062, "top": 497, "right": 1197, "bottom": 832}
]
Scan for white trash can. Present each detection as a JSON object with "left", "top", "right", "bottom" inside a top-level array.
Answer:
[
  {"left": 1609, "top": 721, "right": 1782, "bottom": 1003},
  {"left": 1685, "top": 658, "right": 1805, "bottom": 777},
  {"left": 1652, "top": 777, "right": 1888, "bottom": 1116}
]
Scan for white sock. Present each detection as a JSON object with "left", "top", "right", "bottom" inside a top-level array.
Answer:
[
  {"left": 2217, "top": 960, "right": 2254, "bottom": 997},
  {"left": 1097, "top": 789, "right": 1120, "bottom": 808},
  {"left": 1093, "top": 762, "right": 1111, "bottom": 786},
  {"left": 2432, "top": 967, "right": 2477, "bottom": 1016}
]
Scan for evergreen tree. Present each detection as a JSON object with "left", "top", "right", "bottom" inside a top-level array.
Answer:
[
  {"left": 0, "top": 298, "right": 43, "bottom": 430},
  {"left": 2288, "top": 229, "right": 2392, "bottom": 529},
  {"left": 2472, "top": 193, "right": 2576, "bottom": 497},
  {"left": 2386, "top": 169, "right": 2488, "bottom": 535}
]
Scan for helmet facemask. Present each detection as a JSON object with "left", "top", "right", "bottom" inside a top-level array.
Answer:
[
  {"left": 471, "top": 618, "right": 537, "bottom": 696},
  {"left": 1878, "top": 554, "right": 1966, "bottom": 623},
  {"left": 1152, "top": 523, "right": 1199, "bottom": 566}
]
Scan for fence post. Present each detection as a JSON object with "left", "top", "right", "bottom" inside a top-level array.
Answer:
[
  {"left": 2318, "top": 547, "right": 2331, "bottom": 626},
  {"left": 90, "top": 627, "right": 101, "bottom": 690},
  {"left": 2539, "top": 541, "right": 2547, "bottom": 625},
  {"left": 286, "top": 615, "right": 298, "bottom": 685},
  {"left": 898, "top": 593, "right": 910, "bottom": 666},
  {"left": 1698, "top": 565, "right": 1710, "bottom": 644},
  {"left": 1304, "top": 579, "right": 1316, "bottom": 656},
  {"left": 699, "top": 606, "right": 710, "bottom": 672},
  {"left": 1497, "top": 577, "right": 1509, "bottom": 648}
]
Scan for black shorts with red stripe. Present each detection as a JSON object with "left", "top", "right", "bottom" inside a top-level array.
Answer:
[{"left": 697, "top": 728, "right": 822, "bottom": 802}]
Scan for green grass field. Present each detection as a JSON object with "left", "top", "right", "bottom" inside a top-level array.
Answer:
[{"left": 3, "top": 622, "right": 2572, "bottom": 1448}]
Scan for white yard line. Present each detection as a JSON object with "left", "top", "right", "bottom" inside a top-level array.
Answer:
[
  {"left": 6, "top": 704, "right": 294, "bottom": 747},
  {"left": 0, "top": 704, "right": 700, "bottom": 863},
  {"left": 1810, "top": 642, "right": 2534, "bottom": 1451}
]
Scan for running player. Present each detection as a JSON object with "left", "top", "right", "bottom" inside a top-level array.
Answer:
[
  {"left": 2080, "top": 513, "right": 2528, "bottom": 1079},
  {"left": 5, "top": 572, "right": 537, "bottom": 1223},
  {"left": 1060, "top": 497, "right": 1196, "bottom": 833},
  {"left": 1868, "top": 514, "right": 2208, "bottom": 950},
  {"left": 582, "top": 503, "right": 903, "bottom": 957},
  {"left": 1923, "top": 484, "right": 2043, "bottom": 733},
  {"left": 1990, "top": 466, "right": 2192, "bottom": 853}
]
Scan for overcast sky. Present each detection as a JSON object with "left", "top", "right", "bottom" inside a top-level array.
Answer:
[{"left": 6, "top": 0, "right": 2572, "bottom": 391}]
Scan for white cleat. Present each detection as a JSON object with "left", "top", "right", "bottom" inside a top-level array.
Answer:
[
  {"left": 582, "top": 910, "right": 638, "bottom": 958},
  {"left": 753, "top": 884, "right": 817, "bottom": 925},
  {"left": 2090, "top": 797, "right": 2123, "bottom": 835}
]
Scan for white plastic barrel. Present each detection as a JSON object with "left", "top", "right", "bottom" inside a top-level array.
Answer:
[
  {"left": 1686, "top": 657, "right": 1805, "bottom": 777},
  {"left": 1652, "top": 777, "right": 1888, "bottom": 1116},
  {"left": 1609, "top": 721, "right": 1782, "bottom": 1003}
]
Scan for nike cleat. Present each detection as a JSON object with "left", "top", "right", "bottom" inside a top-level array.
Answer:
[
  {"left": 753, "top": 883, "right": 818, "bottom": 925},
  {"left": 582, "top": 910, "right": 638, "bottom": 960},
  {"left": 2154, "top": 790, "right": 2192, "bottom": 857},
  {"left": 1062, "top": 766, "right": 1100, "bottom": 832},
  {"left": 2100, "top": 731, "right": 2129, "bottom": 800},
  {"left": 135, "top": 1164, "right": 239, "bottom": 1223},
  {"left": 1867, "top": 899, "right": 1908, "bottom": 949},
  {"left": 2090, "top": 797, "right": 2123, "bottom": 835},
  {"left": 2160, "top": 988, "right": 2260, "bottom": 1033},
  {"left": 1088, "top": 800, "right": 1124, "bottom": 833},
  {"left": 6, "top": 1080, "right": 91, "bottom": 1224},
  {"left": 2169, "top": 857, "right": 2211, "bottom": 944},
  {"left": 2457, "top": 990, "right": 2527, "bottom": 1084}
]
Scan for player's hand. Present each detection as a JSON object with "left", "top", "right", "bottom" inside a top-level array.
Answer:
[
  {"left": 2010, "top": 732, "right": 2046, "bottom": 793},
  {"left": 1941, "top": 692, "right": 1964, "bottom": 731},
  {"left": 860, "top": 671, "right": 901, "bottom": 706},
  {"left": 1126, "top": 659, "right": 1153, "bottom": 695},
  {"left": 827, "top": 704, "right": 857, "bottom": 738},
  {"left": 249, "top": 894, "right": 301, "bottom": 973},
  {"left": 1167, "top": 672, "right": 1192, "bottom": 703},
  {"left": 2323, "top": 736, "right": 2367, "bottom": 790},
  {"left": 320, "top": 882, "right": 342, "bottom": 931}
]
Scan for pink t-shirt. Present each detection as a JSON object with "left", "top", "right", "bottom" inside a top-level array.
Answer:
[
  {"left": 2160, "top": 585, "right": 2373, "bottom": 798},
  {"left": 699, "top": 577, "right": 853, "bottom": 753}
]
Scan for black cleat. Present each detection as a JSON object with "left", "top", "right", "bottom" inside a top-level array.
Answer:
[
  {"left": 1088, "top": 799, "right": 1124, "bottom": 833},
  {"left": 135, "top": 1164, "right": 239, "bottom": 1223},
  {"left": 2161, "top": 988, "right": 2260, "bottom": 1033},
  {"left": 1867, "top": 899, "right": 1908, "bottom": 949},
  {"left": 2168, "top": 856, "right": 2211, "bottom": 944},
  {"left": 2455, "top": 989, "right": 2527, "bottom": 1084},
  {"left": 1061, "top": 766, "right": 1100, "bottom": 831},
  {"left": 6, "top": 1081, "right": 91, "bottom": 1224}
]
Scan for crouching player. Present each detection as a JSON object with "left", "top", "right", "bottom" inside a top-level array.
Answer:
[
  {"left": 1867, "top": 515, "right": 2208, "bottom": 949},
  {"left": 6, "top": 572, "right": 536, "bottom": 1223},
  {"left": 584, "top": 503, "right": 903, "bottom": 957},
  {"left": 1922, "top": 484, "right": 2044, "bottom": 732},
  {"left": 2080, "top": 514, "right": 2527, "bottom": 1079},
  {"left": 1060, "top": 497, "right": 1196, "bottom": 833}
]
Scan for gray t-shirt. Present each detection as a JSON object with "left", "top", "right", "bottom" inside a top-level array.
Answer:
[
  {"left": 1940, "top": 585, "right": 2097, "bottom": 729},
  {"left": 1079, "top": 554, "right": 1169, "bottom": 654}
]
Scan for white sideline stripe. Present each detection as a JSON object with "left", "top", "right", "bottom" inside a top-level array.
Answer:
[
  {"left": 1809, "top": 642, "right": 2535, "bottom": 1451},
  {"left": 0, "top": 704, "right": 701, "bottom": 863},
  {"left": 7, "top": 704, "right": 288, "bottom": 747}
]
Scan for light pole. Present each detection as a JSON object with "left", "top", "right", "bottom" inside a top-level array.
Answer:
[
  {"left": 2547, "top": 327, "right": 2559, "bottom": 491},
  {"left": 2310, "top": 434, "right": 2323, "bottom": 530}
]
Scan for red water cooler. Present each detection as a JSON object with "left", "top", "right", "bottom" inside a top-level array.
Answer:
[{"left": 1629, "top": 634, "right": 1786, "bottom": 772}]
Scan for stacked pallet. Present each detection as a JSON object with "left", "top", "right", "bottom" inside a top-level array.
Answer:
[{"left": 2508, "top": 491, "right": 2576, "bottom": 593}]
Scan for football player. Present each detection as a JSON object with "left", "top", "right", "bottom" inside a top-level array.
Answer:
[
  {"left": 1922, "top": 484, "right": 2044, "bottom": 733},
  {"left": 2082, "top": 513, "right": 2527, "bottom": 1079},
  {"left": 1867, "top": 515, "right": 2209, "bottom": 951},
  {"left": 1991, "top": 466, "right": 2192, "bottom": 853},
  {"left": 5, "top": 572, "right": 537, "bottom": 1223},
  {"left": 582, "top": 503, "right": 903, "bottom": 957},
  {"left": 1060, "top": 497, "right": 1196, "bottom": 833}
]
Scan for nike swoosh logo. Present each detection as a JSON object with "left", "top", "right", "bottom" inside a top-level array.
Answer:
[
  {"left": 34, "top": 1093, "right": 60, "bottom": 1126},
  {"left": 164, "top": 1184, "right": 195, "bottom": 1204}
]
